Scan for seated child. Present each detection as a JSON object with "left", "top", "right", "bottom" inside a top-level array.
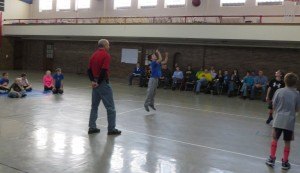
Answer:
[
  {"left": 0, "top": 72, "right": 10, "bottom": 92},
  {"left": 20, "top": 73, "right": 32, "bottom": 92},
  {"left": 8, "top": 78, "right": 27, "bottom": 98},
  {"left": 43, "top": 70, "right": 54, "bottom": 92},
  {"left": 52, "top": 68, "right": 64, "bottom": 94}
]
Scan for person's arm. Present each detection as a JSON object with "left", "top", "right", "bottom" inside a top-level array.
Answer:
[
  {"left": 266, "top": 87, "right": 271, "bottom": 102},
  {"left": 180, "top": 71, "right": 184, "bottom": 79},
  {"left": 161, "top": 52, "right": 169, "bottom": 64},
  {"left": 272, "top": 90, "right": 280, "bottom": 110}
]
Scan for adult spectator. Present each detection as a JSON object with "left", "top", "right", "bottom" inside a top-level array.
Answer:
[
  {"left": 195, "top": 69, "right": 213, "bottom": 94},
  {"left": 159, "top": 64, "right": 172, "bottom": 89},
  {"left": 128, "top": 63, "right": 144, "bottom": 86},
  {"left": 250, "top": 70, "right": 268, "bottom": 101},
  {"left": 172, "top": 66, "right": 184, "bottom": 90}
]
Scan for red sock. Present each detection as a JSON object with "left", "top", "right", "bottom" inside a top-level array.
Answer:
[
  {"left": 270, "top": 140, "right": 277, "bottom": 159},
  {"left": 283, "top": 147, "right": 290, "bottom": 162}
]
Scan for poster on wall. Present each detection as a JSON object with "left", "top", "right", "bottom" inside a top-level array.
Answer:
[{"left": 121, "top": 48, "right": 138, "bottom": 64}]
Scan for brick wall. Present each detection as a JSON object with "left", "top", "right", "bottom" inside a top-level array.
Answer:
[
  {"left": 18, "top": 39, "right": 300, "bottom": 87},
  {"left": 0, "top": 38, "right": 14, "bottom": 70}
]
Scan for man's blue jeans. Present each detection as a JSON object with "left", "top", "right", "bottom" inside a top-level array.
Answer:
[
  {"left": 196, "top": 78, "right": 207, "bottom": 93},
  {"left": 89, "top": 81, "right": 116, "bottom": 131},
  {"left": 251, "top": 85, "right": 267, "bottom": 99}
]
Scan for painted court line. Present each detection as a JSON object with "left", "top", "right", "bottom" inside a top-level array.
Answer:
[{"left": 102, "top": 125, "right": 300, "bottom": 167}]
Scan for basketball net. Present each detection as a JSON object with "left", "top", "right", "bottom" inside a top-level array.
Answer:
[{"left": 284, "top": 0, "right": 299, "bottom": 22}]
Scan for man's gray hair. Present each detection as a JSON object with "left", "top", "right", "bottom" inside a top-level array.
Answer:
[{"left": 98, "top": 39, "right": 109, "bottom": 47}]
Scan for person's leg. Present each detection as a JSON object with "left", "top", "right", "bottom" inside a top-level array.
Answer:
[
  {"left": 129, "top": 74, "right": 134, "bottom": 85},
  {"left": 261, "top": 85, "right": 267, "bottom": 101},
  {"left": 281, "top": 130, "right": 293, "bottom": 170},
  {"left": 196, "top": 80, "right": 201, "bottom": 93},
  {"left": 8, "top": 91, "right": 20, "bottom": 98},
  {"left": 250, "top": 85, "right": 256, "bottom": 99},
  {"left": 100, "top": 82, "right": 121, "bottom": 135},
  {"left": 241, "top": 84, "right": 248, "bottom": 97},
  {"left": 227, "top": 82, "right": 233, "bottom": 95},
  {"left": 150, "top": 79, "right": 158, "bottom": 108},
  {"left": 145, "top": 78, "right": 156, "bottom": 108},
  {"left": 266, "top": 102, "right": 273, "bottom": 124},
  {"left": 89, "top": 86, "right": 102, "bottom": 130},
  {"left": 266, "top": 128, "right": 281, "bottom": 167}
]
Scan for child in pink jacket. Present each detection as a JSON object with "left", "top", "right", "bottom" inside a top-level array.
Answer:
[{"left": 43, "top": 70, "right": 54, "bottom": 92}]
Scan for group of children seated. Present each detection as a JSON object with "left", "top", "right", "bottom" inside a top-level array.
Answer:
[
  {"left": 0, "top": 68, "right": 64, "bottom": 98},
  {"left": 128, "top": 63, "right": 286, "bottom": 101}
]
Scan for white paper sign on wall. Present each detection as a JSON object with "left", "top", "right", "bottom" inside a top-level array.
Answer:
[{"left": 121, "top": 48, "right": 138, "bottom": 64}]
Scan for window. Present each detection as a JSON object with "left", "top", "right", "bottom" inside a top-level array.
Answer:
[
  {"left": 114, "top": 0, "right": 131, "bottom": 9},
  {"left": 257, "top": 0, "right": 283, "bottom": 5},
  {"left": 57, "top": 0, "right": 71, "bottom": 11},
  {"left": 39, "top": 0, "right": 52, "bottom": 12},
  {"left": 76, "top": 0, "right": 91, "bottom": 10},
  {"left": 221, "top": 0, "right": 246, "bottom": 6},
  {"left": 138, "top": 0, "right": 157, "bottom": 8},
  {"left": 165, "top": 0, "right": 186, "bottom": 7}
]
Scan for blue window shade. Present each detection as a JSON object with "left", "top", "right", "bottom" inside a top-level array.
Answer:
[{"left": 20, "top": 0, "right": 33, "bottom": 4}]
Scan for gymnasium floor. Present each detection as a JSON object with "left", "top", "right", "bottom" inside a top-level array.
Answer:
[{"left": 0, "top": 71, "right": 300, "bottom": 173}]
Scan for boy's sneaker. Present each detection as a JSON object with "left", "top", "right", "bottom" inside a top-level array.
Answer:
[
  {"left": 144, "top": 105, "right": 150, "bottom": 112},
  {"left": 88, "top": 128, "right": 100, "bottom": 134},
  {"left": 266, "top": 156, "right": 276, "bottom": 167},
  {"left": 149, "top": 105, "right": 156, "bottom": 111},
  {"left": 266, "top": 116, "right": 273, "bottom": 124},
  {"left": 282, "top": 159, "right": 291, "bottom": 170}
]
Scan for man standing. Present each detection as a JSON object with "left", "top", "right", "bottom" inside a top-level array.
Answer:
[
  {"left": 87, "top": 39, "right": 121, "bottom": 135},
  {"left": 144, "top": 50, "right": 168, "bottom": 112}
]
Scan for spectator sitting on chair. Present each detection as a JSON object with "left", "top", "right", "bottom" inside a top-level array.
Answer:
[
  {"left": 8, "top": 78, "right": 27, "bottom": 98},
  {"left": 159, "top": 64, "right": 172, "bottom": 89},
  {"left": 129, "top": 63, "right": 144, "bottom": 86},
  {"left": 240, "top": 71, "right": 254, "bottom": 99},
  {"left": 20, "top": 73, "right": 32, "bottom": 92},
  {"left": 184, "top": 65, "right": 195, "bottom": 82},
  {"left": 250, "top": 70, "right": 268, "bottom": 101},
  {"left": 172, "top": 66, "right": 184, "bottom": 90},
  {"left": 211, "top": 69, "right": 217, "bottom": 79},
  {"left": 228, "top": 69, "right": 240, "bottom": 97},
  {"left": 140, "top": 65, "right": 151, "bottom": 87},
  {"left": 195, "top": 69, "right": 213, "bottom": 94},
  {"left": 0, "top": 72, "right": 10, "bottom": 92},
  {"left": 213, "top": 70, "right": 224, "bottom": 94}
]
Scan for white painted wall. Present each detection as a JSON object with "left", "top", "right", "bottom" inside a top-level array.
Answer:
[
  {"left": 3, "top": 0, "right": 30, "bottom": 19},
  {"left": 28, "top": 0, "right": 300, "bottom": 19},
  {"left": 4, "top": 24, "right": 300, "bottom": 42}
]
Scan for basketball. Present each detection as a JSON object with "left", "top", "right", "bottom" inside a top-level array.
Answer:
[{"left": 192, "top": 0, "right": 201, "bottom": 7}]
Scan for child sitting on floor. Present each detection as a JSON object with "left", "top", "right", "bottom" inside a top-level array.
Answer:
[
  {"left": 52, "top": 68, "right": 64, "bottom": 94},
  {"left": 8, "top": 78, "right": 27, "bottom": 98},
  {"left": 20, "top": 73, "right": 33, "bottom": 92},
  {"left": 43, "top": 70, "right": 54, "bottom": 92},
  {"left": 0, "top": 72, "right": 10, "bottom": 92}
]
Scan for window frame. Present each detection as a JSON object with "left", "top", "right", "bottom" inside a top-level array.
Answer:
[
  {"left": 256, "top": 0, "right": 283, "bottom": 6},
  {"left": 221, "top": 0, "right": 246, "bottom": 7},
  {"left": 75, "top": 0, "right": 91, "bottom": 10},
  {"left": 164, "top": 0, "right": 186, "bottom": 8},
  {"left": 56, "top": 0, "right": 72, "bottom": 11},
  {"left": 39, "top": 0, "right": 53, "bottom": 12},
  {"left": 138, "top": 0, "right": 158, "bottom": 9},
  {"left": 114, "top": 0, "right": 132, "bottom": 10}
]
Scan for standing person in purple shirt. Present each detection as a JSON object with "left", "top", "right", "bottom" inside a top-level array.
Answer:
[{"left": 144, "top": 50, "right": 168, "bottom": 112}]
